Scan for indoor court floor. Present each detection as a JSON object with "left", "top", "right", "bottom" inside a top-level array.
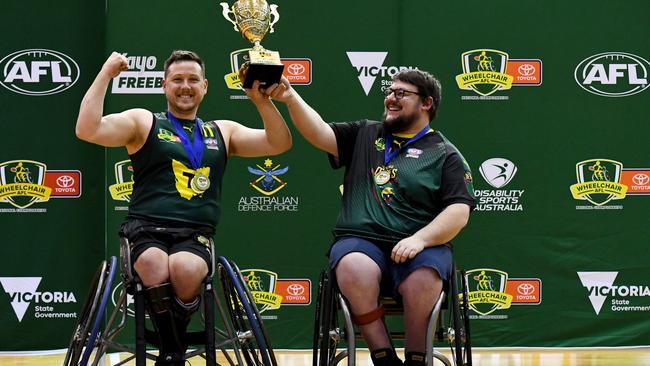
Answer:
[{"left": 1, "top": 347, "right": 649, "bottom": 366}]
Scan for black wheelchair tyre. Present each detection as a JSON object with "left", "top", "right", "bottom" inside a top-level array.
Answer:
[
  {"left": 217, "top": 256, "right": 276, "bottom": 366},
  {"left": 313, "top": 270, "right": 341, "bottom": 366},
  {"left": 450, "top": 269, "right": 472, "bottom": 366},
  {"left": 63, "top": 260, "right": 108, "bottom": 366}
]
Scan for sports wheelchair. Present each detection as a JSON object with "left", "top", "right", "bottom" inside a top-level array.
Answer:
[
  {"left": 64, "top": 237, "right": 277, "bottom": 366},
  {"left": 312, "top": 263, "right": 472, "bottom": 366}
]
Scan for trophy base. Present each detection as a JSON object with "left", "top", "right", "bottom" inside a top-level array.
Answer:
[{"left": 243, "top": 63, "right": 285, "bottom": 89}]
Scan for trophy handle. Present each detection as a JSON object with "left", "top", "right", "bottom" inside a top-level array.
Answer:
[
  {"left": 219, "top": 2, "right": 239, "bottom": 32},
  {"left": 268, "top": 4, "right": 280, "bottom": 33}
]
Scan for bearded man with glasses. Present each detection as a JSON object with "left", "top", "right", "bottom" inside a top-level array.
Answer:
[{"left": 259, "top": 69, "right": 476, "bottom": 366}]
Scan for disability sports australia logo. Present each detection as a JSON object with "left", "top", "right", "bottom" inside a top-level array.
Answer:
[
  {"left": 0, "top": 160, "right": 52, "bottom": 209},
  {"left": 570, "top": 159, "right": 627, "bottom": 207},
  {"left": 346, "top": 52, "right": 417, "bottom": 96},
  {"left": 475, "top": 158, "right": 524, "bottom": 212}
]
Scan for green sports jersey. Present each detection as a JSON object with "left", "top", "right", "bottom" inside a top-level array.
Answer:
[
  {"left": 126, "top": 112, "right": 227, "bottom": 228},
  {"left": 329, "top": 119, "right": 476, "bottom": 246}
]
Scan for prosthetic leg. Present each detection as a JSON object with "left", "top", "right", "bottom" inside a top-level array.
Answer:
[{"left": 145, "top": 283, "right": 199, "bottom": 366}]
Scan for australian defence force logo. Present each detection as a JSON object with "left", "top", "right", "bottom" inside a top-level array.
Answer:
[
  {"left": 0, "top": 160, "right": 52, "bottom": 209},
  {"left": 570, "top": 159, "right": 627, "bottom": 207},
  {"left": 247, "top": 159, "right": 289, "bottom": 196}
]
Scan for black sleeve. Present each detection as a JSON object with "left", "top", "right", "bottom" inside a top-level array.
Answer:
[
  {"left": 327, "top": 120, "right": 366, "bottom": 169},
  {"left": 440, "top": 148, "right": 477, "bottom": 210}
]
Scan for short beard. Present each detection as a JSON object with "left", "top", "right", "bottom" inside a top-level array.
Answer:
[{"left": 381, "top": 111, "right": 417, "bottom": 133}]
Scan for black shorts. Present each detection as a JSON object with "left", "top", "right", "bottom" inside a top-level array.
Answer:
[{"left": 120, "top": 218, "right": 213, "bottom": 269}]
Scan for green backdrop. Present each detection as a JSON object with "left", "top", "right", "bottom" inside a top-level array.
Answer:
[{"left": 1, "top": 0, "right": 649, "bottom": 351}]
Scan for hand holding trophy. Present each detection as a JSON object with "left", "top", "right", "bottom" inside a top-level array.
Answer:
[{"left": 220, "top": 0, "right": 284, "bottom": 89}]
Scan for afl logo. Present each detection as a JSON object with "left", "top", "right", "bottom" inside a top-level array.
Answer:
[
  {"left": 0, "top": 49, "right": 80, "bottom": 96},
  {"left": 574, "top": 52, "right": 649, "bottom": 97}
]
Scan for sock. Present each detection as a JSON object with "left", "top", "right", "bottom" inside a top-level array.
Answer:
[
  {"left": 404, "top": 351, "right": 426, "bottom": 366},
  {"left": 370, "top": 348, "right": 403, "bottom": 366}
]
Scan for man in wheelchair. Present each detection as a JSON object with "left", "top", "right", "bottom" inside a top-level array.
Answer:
[
  {"left": 266, "top": 69, "right": 476, "bottom": 366},
  {"left": 75, "top": 50, "right": 291, "bottom": 365}
]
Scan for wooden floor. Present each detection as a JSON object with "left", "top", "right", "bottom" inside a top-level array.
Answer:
[{"left": 1, "top": 348, "right": 649, "bottom": 366}]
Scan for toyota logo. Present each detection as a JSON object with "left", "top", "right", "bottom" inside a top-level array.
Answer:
[
  {"left": 287, "top": 64, "right": 305, "bottom": 76},
  {"left": 517, "top": 283, "right": 535, "bottom": 295},
  {"left": 287, "top": 284, "right": 304, "bottom": 296},
  {"left": 56, "top": 175, "right": 75, "bottom": 187},
  {"left": 632, "top": 173, "right": 649, "bottom": 186},
  {"left": 517, "top": 64, "right": 535, "bottom": 76}
]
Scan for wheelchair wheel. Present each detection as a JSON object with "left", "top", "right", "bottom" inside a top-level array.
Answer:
[
  {"left": 449, "top": 269, "right": 472, "bottom": 366},
  {"left": 312, "top": 270, "right": 345, "bottom": 366},
  {"left": 63, "top": 257, "right": 116, "bottom": 366},
  {"left": 217, "top": 256, "right": 276, "bottom": 366}
]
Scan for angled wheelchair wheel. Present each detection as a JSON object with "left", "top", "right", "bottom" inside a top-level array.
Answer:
[
  {"left": 312, "top": 270, "right": 345, "bottom": 366},
  {"left": 64, "top": 257, "right": 117, "bottom": 366},
  {"left": 217, "top": 256, "right": 277, "bottom": 366},
  {"left": 449, "top": 268, "right": 472, "bottom": 366}
]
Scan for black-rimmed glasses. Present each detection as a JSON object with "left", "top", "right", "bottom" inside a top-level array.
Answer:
[{"left": 382, "top": 88, "right": 422, "bottom": 100}]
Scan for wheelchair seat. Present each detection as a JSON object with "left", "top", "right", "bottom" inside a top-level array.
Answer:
[{"left": 64, "top": 236, "right": 277, "bottom": 366}]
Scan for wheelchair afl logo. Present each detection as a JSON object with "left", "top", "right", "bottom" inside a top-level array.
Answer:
[
  {"left": 465, "top": 269, "right": 513, "bottom": 317},
  {"left": 241, "top": 269, "right": 283, "bottom": 313},
  {"left": 0, "top": 160, "right": 52, "bottom": 209},
  {"left": 569, "top": 159, "right": 627, "bottom": 208},
  {"left": 109, "top": 160, "right": 134, "bottom": 204}
]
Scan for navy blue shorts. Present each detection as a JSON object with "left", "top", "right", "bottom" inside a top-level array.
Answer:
[{"left": 328, "top": 236, "right": 453, "bottom": 297}]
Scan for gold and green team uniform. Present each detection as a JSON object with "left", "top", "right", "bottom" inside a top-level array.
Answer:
[
  {"left": 328, "top": 119, "right": 476, "bottom": 248},
  {"left": 126, "top": 112, "right": 227, "bottom": 229}
]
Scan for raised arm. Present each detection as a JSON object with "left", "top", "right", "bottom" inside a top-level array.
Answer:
[
  {"left": 75, "top": 52, "right": 151, "bottom": 152},
  {"left": 265, "top": 77, "right": 338, "bottom": 157},
  {"left": 218, "top": 79, "right": 292, "bottom": 157}
]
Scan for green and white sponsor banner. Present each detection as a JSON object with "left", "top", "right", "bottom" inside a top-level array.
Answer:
[{"left": 1, "top": 0, "right": 649, "bottom": 351}]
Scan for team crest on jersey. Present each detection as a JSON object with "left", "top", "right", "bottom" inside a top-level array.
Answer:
[
  {"left": 109, "top": 160, "right": 134, "bottom": 202},
  {"left": 201, "top": 123, "right": 219, "bottom": 150},
  {"left": 374, "top": 138, "right": 386, "bottom": 151},
  {"left": 0, "top": 160, "right": 52, "bottom": 209},
  {"left": 247, "top": 159, "right": 289, "bottom": 196},
  {"left": 240, "top": 269, "right": 283, "bottom": 313},
  {"left": 405, "top": 148, "right": 423, "bottom": 158},
  {"left": 157, "top": 128, "right": 181, "bottom": 143}
]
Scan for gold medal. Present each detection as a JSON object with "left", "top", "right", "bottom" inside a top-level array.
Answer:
[
  {"left": 374, "top": 168, "right": 391, "bottom": 185},
  {"left": 190, "top": 173, "right": 211, "bottom": 193}
]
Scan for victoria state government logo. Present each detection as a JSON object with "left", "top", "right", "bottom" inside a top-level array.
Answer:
[
  {"left": 0, "top": 160, "right": 52, "bottom": 209},
  {"left": 570, "top": 159, "right": 627, "bottom": 208}
]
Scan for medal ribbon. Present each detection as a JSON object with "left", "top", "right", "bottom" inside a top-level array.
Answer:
[
  {"left": 167, "top": 111, "right": 204, "bottom": 170},
  {"left": 384, "top": 125, "right": 431, "bottom": 165}
]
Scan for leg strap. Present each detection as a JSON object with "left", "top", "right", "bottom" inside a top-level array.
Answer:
[{"left": 352, "top": 304, "right": 385, "bottom": 325}]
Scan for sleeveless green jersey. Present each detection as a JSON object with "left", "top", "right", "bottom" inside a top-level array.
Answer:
[{"left": 127, "top": 112, "right": 227, "bottom": 228}]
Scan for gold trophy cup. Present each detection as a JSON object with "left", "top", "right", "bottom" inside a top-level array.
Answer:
[{"left": 220, "top": 0, "right": 284, "bottom": 88}]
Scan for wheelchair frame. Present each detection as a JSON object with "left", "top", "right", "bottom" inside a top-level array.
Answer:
[
  {"left": 64, "top": 237, "right": 277, "bottom": 366},
  {"left": 312, "top": 264, "right": 473, "bottom": 366}
]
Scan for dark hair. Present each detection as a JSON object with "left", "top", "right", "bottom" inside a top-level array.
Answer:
[
  {"left": 164, "top": 50, "right": 205, "bottom": 78},
  {"left": 393, "top": 69, "right": 442, "bottom": 121}
]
